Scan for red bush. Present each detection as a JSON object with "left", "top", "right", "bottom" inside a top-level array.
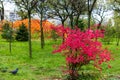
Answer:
[{"left": 52, "top": 25, "right": 112, "bottom": 79}]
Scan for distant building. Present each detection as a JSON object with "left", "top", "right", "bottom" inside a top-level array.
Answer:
[{"left": 4, "top": 10, "right": 20, "bottom": 21}]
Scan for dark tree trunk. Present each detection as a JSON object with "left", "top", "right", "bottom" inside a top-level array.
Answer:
[
  {"left": 87, "top": 0, "right": 97, "bottom": 29},
  {"left": 75, "top": 15, "right": 80, "bottom": 27},
  {"left": 28, "top": 11, "right": 32, "bottom": 58},
  {"left": 70, "top": 16, "right": 74, "bottom": 29},
  {"left": 116, "top": 35, "right": 120, "bottom": 46},
  {"left": 62, "top": 21, "right": 65, "bottom": 43},
  {"left": 0, "top": 1, "right": 4, "bottom": 21},
  {"left": 88, "top": 12, "right": 91, "bottom": 29},
  {"left": 40, "top": 8, "right": 45, "bottom": 49}
]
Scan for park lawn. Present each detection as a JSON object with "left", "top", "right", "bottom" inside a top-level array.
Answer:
[
  {"left": 0, "top": 38, "right": 120, "bottom": 80},
  {"left": 0, "top": 39, "right": 65, "bottom": 80}
]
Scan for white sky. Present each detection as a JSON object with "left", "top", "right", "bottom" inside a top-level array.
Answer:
[
  {"left": 3, "top": 2, "right": 16, "bottom": 11},
  {"left": 3, "top": 1, "right": 114, "bottom": 25}
]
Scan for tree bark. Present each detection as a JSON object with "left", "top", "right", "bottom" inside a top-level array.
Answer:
[
  {"left": 28, "top": 11, "right": 32, "bottom": 58},
  {"left": 40, "top": 7, "right": 45, "bottom": 49},
  {"left": 0, "top": 1, "right": 4, "bottom": 21},
  {"left": 88, "top": 0, "right": 97, "bottom": 29}
]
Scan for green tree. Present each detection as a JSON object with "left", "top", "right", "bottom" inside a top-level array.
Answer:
[
  {"left": 16, "top": 23, "right": 28, "bottom": 41},
  {"left": 1, "top": 22, "right": 14, "bottom": 53},
  {"left": 1, "top": 23, "right": 14, "bottom": 41},
  {"left": 15, "top": 0, "right": 38, "bottom": 58},
  {"left": 36, "top": 0, "right": 47, "bottom": 49},
  {"left": 114, "top": 12, "right": 120, "bottom": 46},
  {"left": 102, "top": 21, "right": 115, "bottom": 44}
]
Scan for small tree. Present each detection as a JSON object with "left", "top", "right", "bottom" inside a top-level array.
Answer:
[
  {"left": 1, "top": 22, "right": 14, "bottom": 53},
  {"left": 1, "top": 22, "right": 14, "bottom": 40},
  {"left": 16, "top": 23, "right": 28, "bottom": 41}
]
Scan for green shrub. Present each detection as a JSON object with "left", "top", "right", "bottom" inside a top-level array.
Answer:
[{"left": 15, "top": 23, "right": 28, "bottom": 41}]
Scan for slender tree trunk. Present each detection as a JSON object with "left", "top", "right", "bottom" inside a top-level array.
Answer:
[
  {"left": 75, "top": 15, "right": 80, "bottom": 27},
  {"left": 87, "top": 0, "right": 97, "bottom": 29},
  {"left": 88, "top": 12, "right": 91, "bottom": 29},
  {"left": 70, "top": 16, "right": 74, "bottom": 29},
  {"left": 28, "top": 11, "right": 32, "bottom": 58},
  {"left": 0, "top": 1, "right": 4, "bottom": 21},
  {"left": 62, "top": 21, "right": 65, "bottom": 43},
  {"left": 116, "top": 35, "right": 120, "bottom": 46},
  {"left": 9, "top": 22, "right": 13, "bottom": 54},
  {"left": 40, "top": 8, "right": 45, "bottom": 49},
  {"left": 88, "top": 0, "right": 90, "bottom": 29}
]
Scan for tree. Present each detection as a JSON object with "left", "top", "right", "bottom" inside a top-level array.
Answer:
[
  {"left": 48, "top": 0, "right": 87, "bottom": 29},
  {"left": 108, "top": 0, "right": 120, "bottom": 45},
  {"left": 16, "top": 23, "right": 28, "bottom": 41},
  {"left": 1, "top": 22, "right": 14, "bottom": 53},
  {"left": 92, "top": 0, "right": 109, "bottom": 29},
  {"left": 113, "top": 0, "right": 120, "bottom": 13},
  {"left": 114, "top": 12, "right": 120, "bottom": 46},
  {"left": 16, "top": 10, "right": 28, "bottom": 19},
  {"left": 15, "top": 0, "right": 38, "bottom": 58},
  {"left": 36, "top": 0, "right": 48, "bottom": 49},
  {"left": 48, "top": 0, "right": 68, "bottom": 26},
  {"left": 102, "top": 20, "right": 115, "bottom": 44},
  {"left": 87, "top": 0, "right": 97, "bottom": 28}
]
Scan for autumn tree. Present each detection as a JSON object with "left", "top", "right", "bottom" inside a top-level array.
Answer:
[{"left": 14, "top": 0, "right": 38, "bottom": 58}]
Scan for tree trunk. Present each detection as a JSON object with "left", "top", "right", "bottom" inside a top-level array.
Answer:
[
  {"left": 75, "top": 15, "right": 80, "bottom": 27},
  {"left": 116, "top": 35, "right": 120, "bottom": 46},
  {"left": 40, "top": 9, "right": 45, "bottom": 49},
  {"left": 87, "top": 0, "right": 97, "bottom": 29},
  {"left": 1, "top": 1, "right": 4, "bottom": 21},
  {"left": 88, "top": 0, "right": 91, "bottom": 29},
  {"left": 70, "top": 16, "right": 74, "bottom": 29},
  {"left": 88, "top": 12, "right": 91, "bottom": 29},
  {"left": 28, "top": 11, "right": 32, "bottom": 58},
  {"left": 62, "top": 21, "right": 65, "bottom": 43}
]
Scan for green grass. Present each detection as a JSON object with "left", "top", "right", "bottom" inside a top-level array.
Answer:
[
  {"left": 0, "top": 38, "right": 120, "bottom": 80},
  {"left": 0, "top": 39, "right": 65, "bottom": 80}
]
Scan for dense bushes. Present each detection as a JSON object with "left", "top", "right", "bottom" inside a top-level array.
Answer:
[{"left": 15, "top": 23, "right": 28, "bottom": 41}]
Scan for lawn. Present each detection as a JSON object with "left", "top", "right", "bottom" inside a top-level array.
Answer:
[{"left": 0, "top": 38, "right": 120, "bottom": 80}]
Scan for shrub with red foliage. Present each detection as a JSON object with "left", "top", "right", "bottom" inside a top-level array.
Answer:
[{"left": 52, "top": 25, "right": 112, "bottom": 80}]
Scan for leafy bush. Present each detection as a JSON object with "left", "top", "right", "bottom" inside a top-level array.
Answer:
[
  {"left": 15, "top": 23, "right": 28, "bottom": 41},
  {"left": 52, "top": 25, "right": 112, "bottom": 80}
]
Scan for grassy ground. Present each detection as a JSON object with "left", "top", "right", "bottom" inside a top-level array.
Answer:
[{"left": 0, "top": 38, "right": 120, "bottom": 80}]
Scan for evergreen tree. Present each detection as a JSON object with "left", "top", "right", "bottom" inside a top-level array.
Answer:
[
  {"left": 16, "top": 23, "right": 28, "bottom": 41},
  {"left": 1, "top": 22, "right": 14, "bottom": 53},
  {"left": 1, "top": 23, "right": 14, "bottom": 41}
]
